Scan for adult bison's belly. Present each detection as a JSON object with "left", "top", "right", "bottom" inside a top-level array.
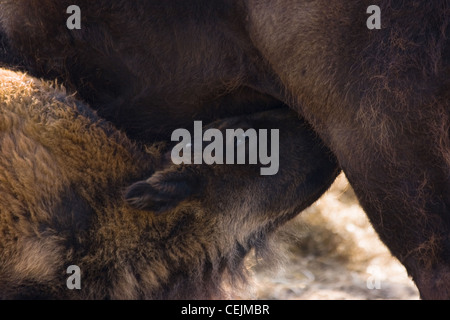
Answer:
[
  {"left": 0, "top": 0, "right": 285, "bottom": 143},
  {"left": 103, "top": 86, "right": 286, "bottom": 143}
]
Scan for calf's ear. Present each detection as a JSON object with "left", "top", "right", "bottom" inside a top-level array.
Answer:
[{"left": 125, "top": 167, "right": 203, "bottom": 213}]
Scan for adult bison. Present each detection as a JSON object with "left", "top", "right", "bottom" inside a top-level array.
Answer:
[{"left": 0, "top": 0, "right": 449, "bottom": 299}]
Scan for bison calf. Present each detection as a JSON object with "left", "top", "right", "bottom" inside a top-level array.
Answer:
[{"left": 0, "top": 68, "right": 338, "bottom": 299}]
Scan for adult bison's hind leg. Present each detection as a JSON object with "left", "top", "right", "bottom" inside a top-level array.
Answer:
[
  {"left": 344, "top": 111, "right": 450, "bottom": 299},
  {"left": 321, "top": 87, "right": 450, "bottom": 299}
]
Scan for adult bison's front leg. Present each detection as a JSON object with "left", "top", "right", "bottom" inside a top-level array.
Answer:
[{"left": 247, "top": 0, "right": 450, "bottom": 298}]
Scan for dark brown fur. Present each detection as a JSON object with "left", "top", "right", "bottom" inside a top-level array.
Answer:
[
  {"left": 1, "top": 0, "right": 449, "bottom": 299},
  {"left": 0, "top": 68, "right": 338, "bottom": 299}
]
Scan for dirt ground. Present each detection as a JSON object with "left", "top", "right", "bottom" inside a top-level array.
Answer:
[{"left": 244, "top": 174, "right": 420, "bottom": 300}]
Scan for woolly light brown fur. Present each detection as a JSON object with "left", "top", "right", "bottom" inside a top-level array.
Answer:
[{"left": 0, "top": 68, "right": 337, "bottom": 299}]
